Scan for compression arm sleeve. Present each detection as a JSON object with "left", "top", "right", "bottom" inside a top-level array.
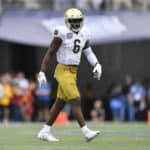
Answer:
[{"left": 83, "top": 47, "right": 99, "bottom": 66}]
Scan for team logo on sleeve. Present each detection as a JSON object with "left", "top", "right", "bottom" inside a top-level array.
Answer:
[{"left": 67, "top": 33, "right": 73, "bottom": 39}]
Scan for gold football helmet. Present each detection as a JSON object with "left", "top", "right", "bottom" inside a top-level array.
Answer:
[{"left": 64, "top": 8, "right": 84, "bottom": 32}]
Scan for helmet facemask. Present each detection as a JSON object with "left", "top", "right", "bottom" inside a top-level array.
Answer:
[{"left": 67, "top": 18, "right": 83, "bottom": 33}]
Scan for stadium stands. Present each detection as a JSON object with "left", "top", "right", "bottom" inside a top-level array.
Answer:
[{"left": 1, "top": 0, "right": 150, "bottom": 10}]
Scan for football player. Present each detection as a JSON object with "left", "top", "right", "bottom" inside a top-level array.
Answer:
[{"left": 37, "top": 8, "right": 102, "bottom": 142}]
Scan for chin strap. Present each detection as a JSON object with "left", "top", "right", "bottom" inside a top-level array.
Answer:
[{"left": 71, "top": 27, "right": 81, "bottom": 33}]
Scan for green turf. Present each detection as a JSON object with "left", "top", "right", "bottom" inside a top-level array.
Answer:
[{"left": 0, "top": 122, "right": 150, "bottom": 150}]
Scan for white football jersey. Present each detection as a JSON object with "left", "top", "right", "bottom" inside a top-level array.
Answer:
[{"left": 52, "top": 25, "right": 90, "bottom": 65}]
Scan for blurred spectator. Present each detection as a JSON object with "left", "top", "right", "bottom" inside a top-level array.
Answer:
[
  {"left": 38, "top": 0, "right": 53, "bottom": 9},
  {"left": 111, "top": 0, "right": 132, "bottom": 10},
  {"left": 0, "top": 76, "right": 4, "bottom": 99},
  {"left": 90, "top": 0, "right": 106, "bottom": 10},
  {"left": 23, "top": 0, "right": 53, "bottom": 9},
  {"left": 122, "top": 75, "right": 133, "bottom": 95},
  {"left": 147, "top": 88, "right": 150, "bottom": 110},
  {"left": 109, "top": 83, "right": 125, "bottom": 121},
  {"left": 0, "top": 71, "right": 149, "bottom": 123},
  {"left": 23, "top": 0, "right": 41, "bottom": 9},
  {"left": 122, "top": 75, "right": 134, "bottom": 121},
  {"left": 76, "top": 0, "right": 105, "bottom": 10},
  {"left": 133, "top": 0, "right": 148, "bottom": 10},
  {"left": 90, "top": 99, "right": 105, "bottom": 122},
  {"left": 76, "top": 0, "right": 91, "bottom": 10},
  {"left": 129, "top": 80, "right": 146, "bottom": 121},
  {"left": 4, "top": 0, "right": 25, "bottom": 8},
  {"left": 0, "top": 75, "right": 4, "bottom": 120},
  {"left": 35, "top": 82, "right": 51, "bottom": 122},
  {"left": 13, "top": 72, "right": 29, "bottom": 96},
  {"left": 54, "top": 0, "right": 74, "bottom": 10},
  {"left": 3, "top": 0, "right": 150, "bottom": 10},
  {"left": 0, "top": 73, "right": 13, "bottom": 123},
  {"left": 11, "top": 82, "right": 23, "bottom": 122},
  {"left": 28, "top": 79, "right": 36, "bottom": 94},
  {"left": 22, "top": 86, "right": 34, "bottom": 122},
  {"left": 0, "top": 0, "right": 2, "bottom": 16},
  {"left": 28, "top": 79, "right": 36, "bottom": 121}
]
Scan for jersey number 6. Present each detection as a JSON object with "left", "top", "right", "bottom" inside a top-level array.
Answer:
[{"left": 73, "top": 39, "right": 80, "bottom": 53}]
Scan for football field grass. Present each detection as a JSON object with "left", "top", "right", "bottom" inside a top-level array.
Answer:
[{"left": 0, "top": 122, "right": 150, "bottom": 150}]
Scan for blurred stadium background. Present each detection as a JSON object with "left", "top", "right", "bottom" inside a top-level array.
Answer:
[
  {"left": 0, "top": 1, "right": 150, "bottom": 147},
  {"left": 0, "top": 1, "right": 150, "bottom": 150}
]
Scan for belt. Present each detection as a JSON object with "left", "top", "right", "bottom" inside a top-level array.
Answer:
[
  {"left": 67, "top": 65, "right": 79, "bottom": 67},
  {"left": 59, "top": 64, "right": 79, "bottom": 67}
]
